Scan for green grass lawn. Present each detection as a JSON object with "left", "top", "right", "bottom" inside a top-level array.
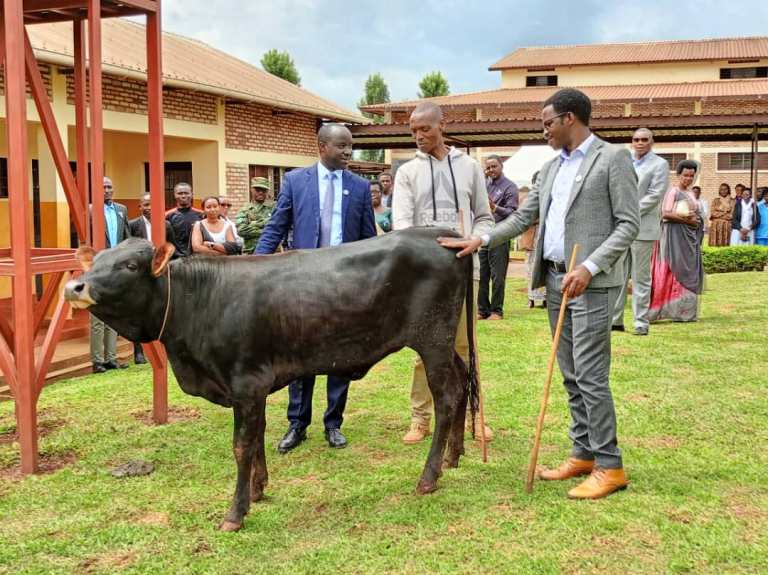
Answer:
[{"left": 1, "top": 273, "right": 766, "bottom": 574}]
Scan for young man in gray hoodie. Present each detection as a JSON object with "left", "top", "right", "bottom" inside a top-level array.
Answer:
[{"left": 393, "top": 101, "right": 495, "bottom": 444}]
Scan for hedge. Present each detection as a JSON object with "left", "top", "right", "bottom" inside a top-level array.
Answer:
[{"left": 702, "top": 245, "right": 768, "bottom": 274}]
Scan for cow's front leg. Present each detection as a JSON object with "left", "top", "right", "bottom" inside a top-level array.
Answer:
[{"left": 219, "top": 395, "right": 266, "bottom": 532}]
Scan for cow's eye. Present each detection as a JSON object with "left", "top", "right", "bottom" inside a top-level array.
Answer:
[{"left": 126, "top": 262, "right": 138, "bottom": 271}]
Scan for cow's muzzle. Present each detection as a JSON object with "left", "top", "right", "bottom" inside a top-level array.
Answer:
[{"left": 63, "top": 279, "right": 97, "bottom": 309}]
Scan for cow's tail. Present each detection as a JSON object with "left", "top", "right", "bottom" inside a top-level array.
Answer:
[{"left": 464, "top": 261, "right": 480, "bottom": 436}]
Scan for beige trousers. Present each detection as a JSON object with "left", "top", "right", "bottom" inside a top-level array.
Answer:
[{"left": 410, "top": 281, "right": 477, "bottom": 426}]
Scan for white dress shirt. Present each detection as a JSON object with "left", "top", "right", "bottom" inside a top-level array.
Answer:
[
  {"left": 142, "top": 216, "right": 152, "bottom": 241},
  {"left": 543, "top": 133, "right": 599, "bottom": 275},
  {"left": 317, "top": 162, "right": 344, "bottom": 246}
]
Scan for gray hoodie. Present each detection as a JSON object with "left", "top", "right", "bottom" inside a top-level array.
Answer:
[{"left": 393, "top": 147, "right": 494, "bottom": 242}]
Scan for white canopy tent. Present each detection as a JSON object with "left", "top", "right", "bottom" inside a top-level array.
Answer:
[{"left": 501, "top": 146, "right": 559, "bottom": 188}]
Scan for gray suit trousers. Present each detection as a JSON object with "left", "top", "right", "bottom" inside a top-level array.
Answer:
[
  {"left": 546, "top": 268, "right": 622, "bottom": 469},
  {"left": 90, "top": 314, "right": 117, "bottom": 364},
  {"left": 612, "top": 239, "right": 655, "bottom": 330}
]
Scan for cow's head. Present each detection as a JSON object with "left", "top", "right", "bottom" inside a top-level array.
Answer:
[{"left": 64, "top": 239, "right": 175, "bottom": 342}]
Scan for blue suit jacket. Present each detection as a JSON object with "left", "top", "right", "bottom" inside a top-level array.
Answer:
[{"left": 255, "top": 163, "right": 376, "bottom": 253}]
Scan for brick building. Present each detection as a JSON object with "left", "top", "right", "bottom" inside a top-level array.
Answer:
[
  {"left": 353, "top": 36, "right": 768, "bottom": 201},
  {"left": 0, "top": 18, "right": 363, "bottom": 299}
]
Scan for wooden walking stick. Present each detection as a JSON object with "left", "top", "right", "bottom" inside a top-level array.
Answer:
[
  {"left": 458, "top": 210, "right": 488, "bottom": 462},
  {"left": 525, "top": 244, "right": 580, "bottom": 493}
]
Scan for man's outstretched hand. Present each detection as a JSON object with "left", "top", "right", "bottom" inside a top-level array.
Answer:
[{"left": 437, "top": 236, "right": 483, "bottom": 258}]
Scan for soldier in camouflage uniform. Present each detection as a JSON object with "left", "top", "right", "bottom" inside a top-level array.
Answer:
[{"left": 236, "top": 177, "right": 275, "bottom": 253}]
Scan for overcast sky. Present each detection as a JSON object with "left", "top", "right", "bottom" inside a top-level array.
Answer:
[{"left": 161, "top": 0, "right": 768, "bottom": 112}]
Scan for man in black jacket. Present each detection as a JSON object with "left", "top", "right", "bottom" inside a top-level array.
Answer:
[{"left": 165, "top": 182, "right": 202, "bottom": 256}]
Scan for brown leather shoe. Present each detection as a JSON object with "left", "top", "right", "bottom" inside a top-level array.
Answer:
[
  {"left": 568, "top": 467, "right": 629, "bottom": 499},
  {"left": 538, "top": 457, "right": 594, "bottom": 481},
  {"left": 402, "top": 423, "right": 431, "bottom": 444},
  {"left": 488, "top": 313, "right": 503, "bottom": 321}
]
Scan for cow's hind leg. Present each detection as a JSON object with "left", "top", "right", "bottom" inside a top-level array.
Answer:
[
  {"left": 250, "top": 409, "right": 268, "bottom": 502},
  {"left": 219, "top": 392, "right": 267, "bottom": 532},
  {"left": 416, "top": 349, "right": 460, "bottom": 495},
  {"left": 444, "top": 352, "right": 468, "bottom": 469}
]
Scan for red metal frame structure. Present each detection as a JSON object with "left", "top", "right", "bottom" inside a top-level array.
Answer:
[{"left": 0, "top": 0, "right": 167, "bottom": 474}]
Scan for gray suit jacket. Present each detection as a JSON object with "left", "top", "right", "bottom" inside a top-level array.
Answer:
[
  {"left": 490, "top": 136, "right": 639, "bottom": 289},
  {"left": 89, "top": 202, "right": 130, "bottom": 248},
  {"left": 634, "top": 151, "right": 669, "bottom": 241}
]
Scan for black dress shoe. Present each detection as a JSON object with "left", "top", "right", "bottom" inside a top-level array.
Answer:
[
  {"left": 92, "top": 363, "right": 106, "bottom": 374},
  {"left": 277, "top": 427, "right": 306, "bottom": 454},
  {"left": 103, "top": 360, "right": 129, "bottom": 370},
  {"left": 325, "top": 428, "right": 348, "bottom": 449},
  {"left": 611, "top": 325, "right": 625, "bottom": 332}
]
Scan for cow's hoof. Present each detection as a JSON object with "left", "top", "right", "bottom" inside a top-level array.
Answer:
[
  {"left": 415, "top": 480, "right": 438, "bottom": 495},
  {"left": 218, "top": 519, "right": 242, "bottom": 532}
]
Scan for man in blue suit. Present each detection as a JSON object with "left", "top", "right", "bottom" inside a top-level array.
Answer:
[{"left": 256, "top": 123, "right": 376, "bottom": 453}]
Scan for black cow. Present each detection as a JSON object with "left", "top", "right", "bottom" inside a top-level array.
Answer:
[{"left": 64, "top": 227, "right": 479, "bottom": 531}]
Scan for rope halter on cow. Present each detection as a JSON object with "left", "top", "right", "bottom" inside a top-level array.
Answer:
[{"left": 156, "top": 264, "right": 172, "bottom": 341}]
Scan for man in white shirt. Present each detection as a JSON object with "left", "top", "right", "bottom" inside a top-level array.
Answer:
[
  {"left": 611, "top": 128, "right": 669, "bottom": 336},
  {"left": 439, "top": 89, "right": 639, "bottom": 500}
]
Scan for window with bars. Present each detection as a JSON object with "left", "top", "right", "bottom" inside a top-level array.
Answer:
[
  {"left": 0, "top": 158, "right": 7, "bottom": 198},
  {"left": 720, "top": 66, "right": 768, "bottom": 79},
  {"left": 144, "top": 161, "right": 193, "bottom": 208},
  {"left": 526, "top": 75, "right": 558, "bottom": 87},
  {"left": 717, "top": 152, "right": 768, "bottom": 171},
  {"left": 657, "top": 153, "right": 688, "bottom": 171}
]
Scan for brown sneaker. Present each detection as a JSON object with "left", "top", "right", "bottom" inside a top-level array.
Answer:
[
  {"left": 402, "top": 423, "right": 431, "bottom": 444},
  {"left": 488, "top": 313, "right": 503, "bottom": 321},
  {"left": 568, "top": 467, "right": 629, "bottom": 499},
  {"left": 538, "top": 457, "right": 594, "bottom": 481}
]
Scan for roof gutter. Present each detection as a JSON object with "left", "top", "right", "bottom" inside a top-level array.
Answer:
[{"left": 34, "top": 48, "right": 369, "bottom": 125}]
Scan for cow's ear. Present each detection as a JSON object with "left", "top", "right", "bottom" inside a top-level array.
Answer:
[
  {"left": 151, "top": 243, "right": 175, "bottom": 277},
  {"left": 75, "top": 246, "right": 96, "bottom": 272}
]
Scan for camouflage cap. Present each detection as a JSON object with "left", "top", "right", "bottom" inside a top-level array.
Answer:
[{"left": 250, "top": 177, "right": 271, "bottom": 190}]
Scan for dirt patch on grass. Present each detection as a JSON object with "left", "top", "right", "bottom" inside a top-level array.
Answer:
[
  {"left": 0, "top": 449, "right": 77, "bottom": 480},
  {"left": 0, "top": 412, "right": 66, "bottom": 445},
  {"left": 726, "top": 487, "right": 767, "bottom": 523},
  {"left": 77, "top": 550, "right": 136, "bottom": 573},
  {"left": 134, "top": 511, "right": 170, "bottom": 527},
  {"left": 132, "top": 406, "right": 200, "bottom": 425}
]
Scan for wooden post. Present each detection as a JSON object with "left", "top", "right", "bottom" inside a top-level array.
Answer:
[
  {"left": 146, "top": 6, "right": 168, "bottom": 424},
  {"left": 4, "top": 0, "right": 38, "bottom": 474}
]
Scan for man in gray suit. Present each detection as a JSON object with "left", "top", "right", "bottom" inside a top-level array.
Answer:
[
  {"left": 612, "top": 129, "right": 669, "bottom": 336},
  {"left": 439, "top": 88, "right": 639, "bottom": 500},
  {"left": 90, "top": 176, "right": 130, "bottom": 373}
]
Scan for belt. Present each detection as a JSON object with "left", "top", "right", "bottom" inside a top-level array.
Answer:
[{"left": 545, "top": 259, "right": 567, "bottom": 273}]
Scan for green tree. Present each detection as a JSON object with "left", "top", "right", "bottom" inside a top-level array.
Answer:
[
  {"left": 418, "top": 71, "right": 450, "bottom": 98},
  {"left": 357, "top": 73, "right": 391, "bottom": 163},
  {"left": 260, "top": 49, "right": 301, "bottom": 86}
]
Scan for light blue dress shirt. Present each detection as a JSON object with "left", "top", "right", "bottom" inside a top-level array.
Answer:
[
  {"left": 543, "top": 133, "right": 599, "bottom": 275},
  {"left": 317, "top": 162, "right": 344, "bottom": 247},
  {"left": 104, "top": 202, "right": 118, "bottom": 247}
]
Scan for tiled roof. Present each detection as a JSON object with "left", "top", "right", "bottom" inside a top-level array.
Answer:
[
  {"left": 27, "top": 18, "right": 364, "bottom": 123},
  {"left": 360, "top": 80, "right": 768, "bottom": 113},
  {"left": 490, "top": 37, "right": 768, "bottom": 70}
]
